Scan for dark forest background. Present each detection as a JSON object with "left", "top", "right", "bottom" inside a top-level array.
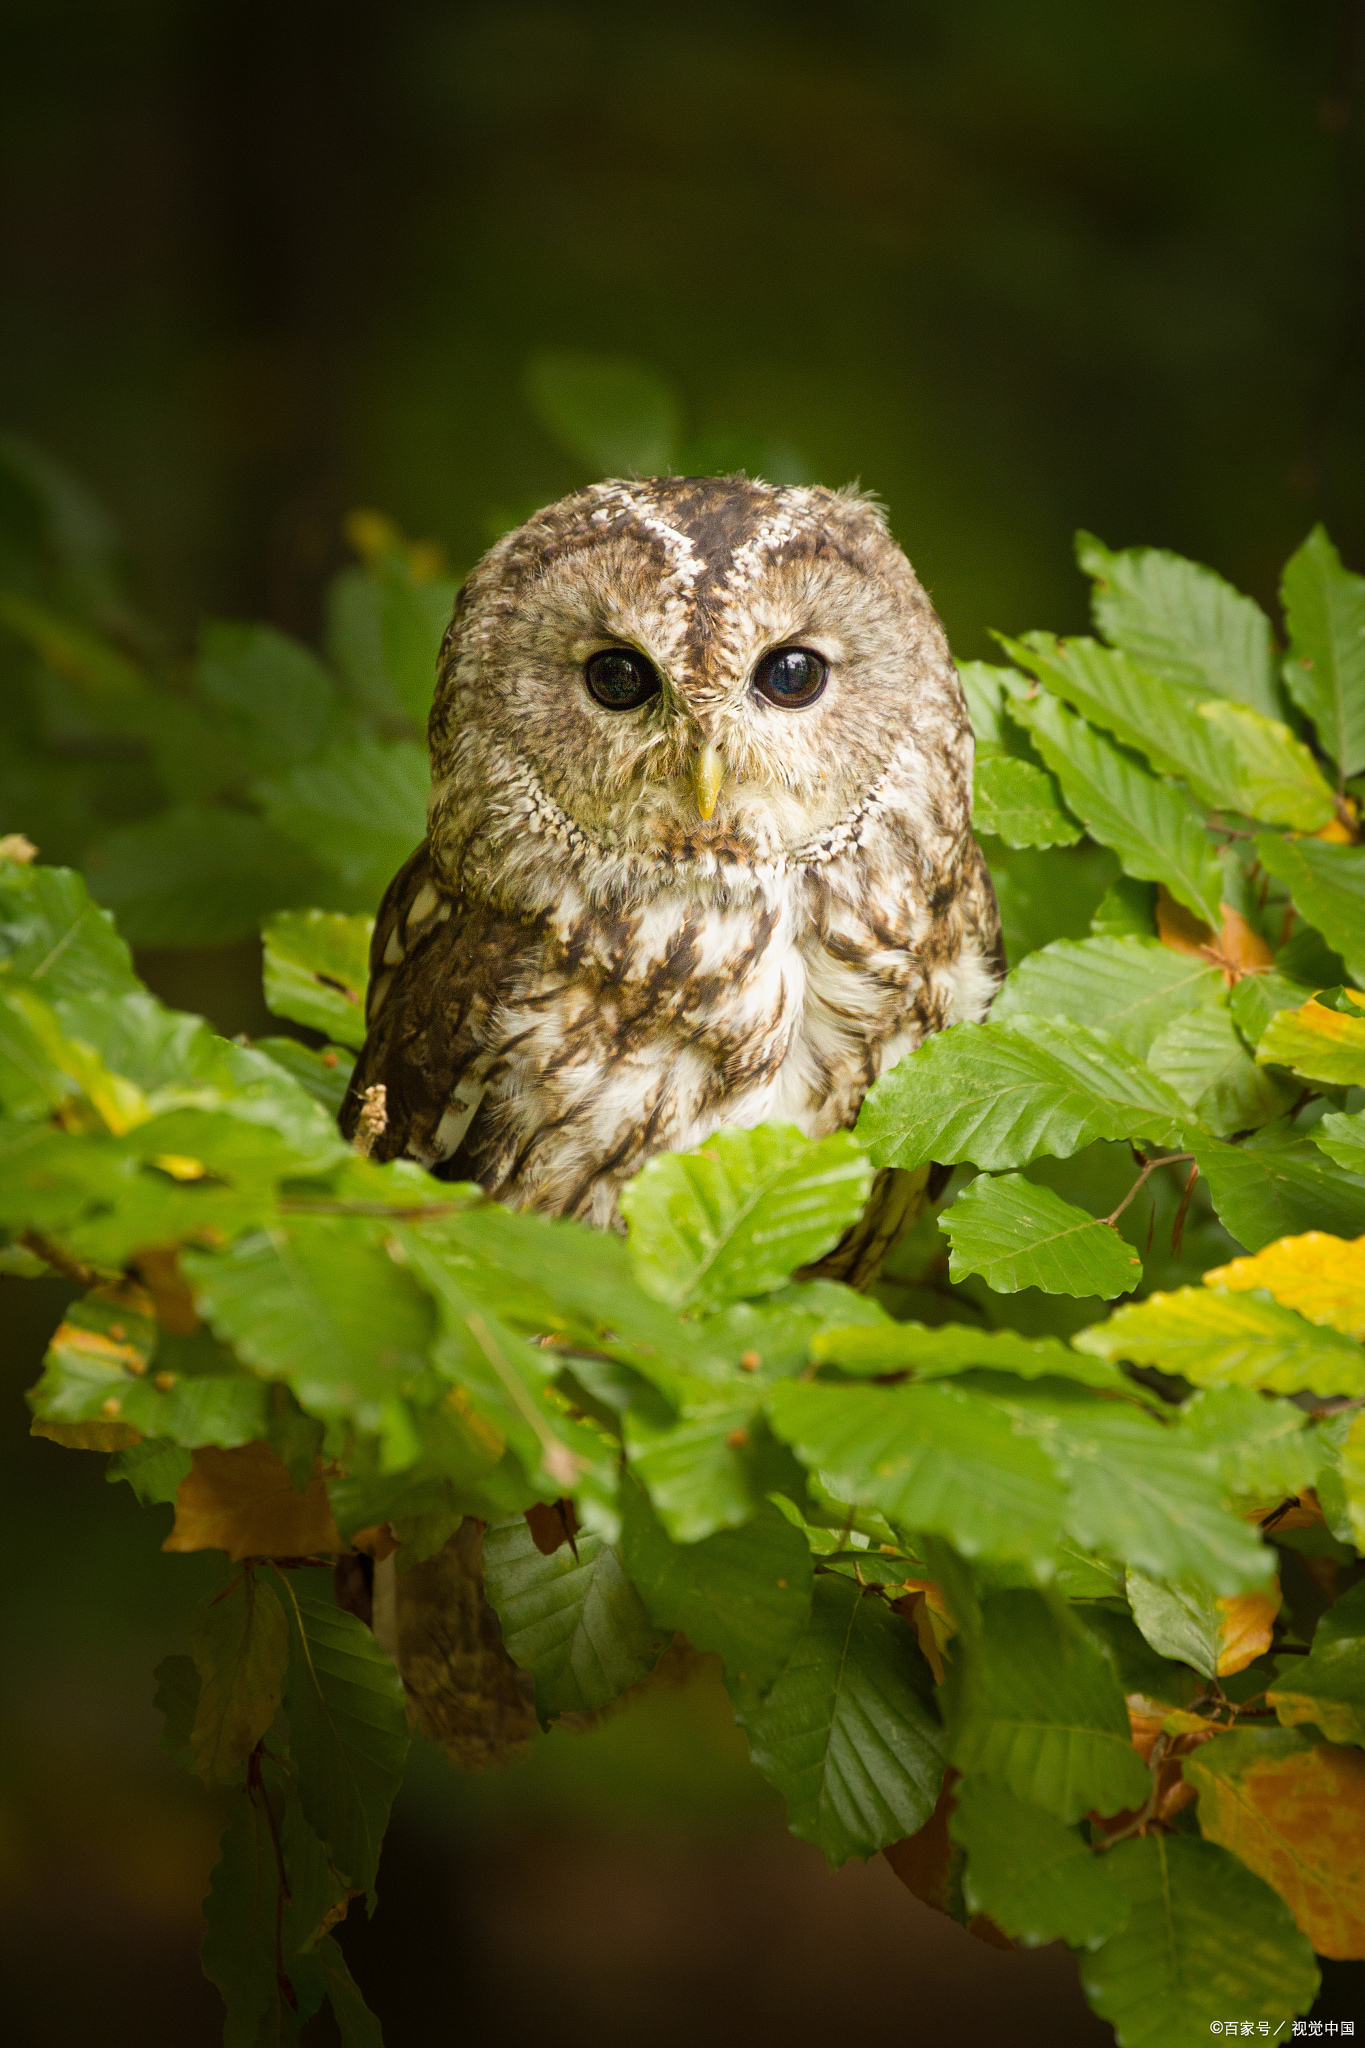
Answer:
[{"left": 2, "top": 3, "right": 1363, "bottom": 2042}]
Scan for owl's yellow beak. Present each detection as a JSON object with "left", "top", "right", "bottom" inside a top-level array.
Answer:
[{"left": 692, "top": 741, "right": 725, "bottom": 821}]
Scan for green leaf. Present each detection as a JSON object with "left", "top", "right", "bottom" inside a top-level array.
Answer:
[
  {"left": 972, "top": 746, "right": 1080, "bottom": 848},
  {"left": 857, "top": 1013, "right": 1191, "bottom": 1174},
  {"left": 1076, "top": 531, "right": 1280, "bottom": 718},
  {"left": 311, "top": 1935, "right": 384, "bottom": 2048},
  {"left": 399, "top": 1225, "right": 607, "bottom": 1492},
  {"left": 374, "top": 566, "right": 458, "bottom": 727},
  {"left": 524, "top": 350, "right": 681, "bottom": 474},
  {"left": 196, "top": 622, "right": 352, "bottom": 774},
  {"left": 1173, "top": 1386, "right": 1318, "bottom": 1506},
  {"left": 765, "top": 1378, "right": 1069, "bottom": 1571},
  {"left": 283, "top": 1588, "right": 409, "bottom": 1897},
  {"left": 958, "top": 660, "right": 1021, "bottom": 744},
  {"left": 1008, "top": 691, "right": 1224, "bottom": 923},
  {"left": 184, "top": 1219, "right": 435, "bottom": 1430},
  {"left": 1316, "top": 1106, "right": 1365, "bottom": 1176},
  {"left": 988, "top": 1379, "right": 1270, "bottom": 1593},
  {"left": 262, "top": 909, "right": 373, "bottom": 1050},
  {"left": 622, "top": 1394, "right": 769, "bottom": 1542},
  {"left": 619, "top": 1123, "right": 872, "bottom": 1310},
  {"left": 1193, "top": 1124, "right": 1365, "bottom": 1250},
  {"left": 201, "top": 1790, "right": 285, "bottom": 2048},
  {"left": 0, "top": 588, "right": 149, "bottom": 700},
  {"left": 1072, "top": 1602, "right": 1202, "bottom": 1707},
  {"left": 482, "top": 1515, "right": 664, "bottom": 1721},
  {"left": 153, "top": 1652, "right": 201, "bottom": 1772},
  {"left": 1229, "top": 968, "right": 1317, "bottom": 1048},
  {"left": 1147, "top": 1009, "right": 1294, "bottom": 1137},
  {"left": 738, "top": 1573, "right": 945, "bottom": 1868},
  {"left": 1089, "top": 876, "right": 1157, "bottom": 938},
  {"left": 1281, "top": 524, "right": 1365, "bottom": 778},
  {"left": 83, "top": 807, "right": 332, "bottom": 947},
  {"left": 278, "top": 1791, "right": 348, "bottom": 1957},
  {"left": 85, "top": 806, "right": 335, "bottom": 950},
  {"left": 948, "top": 1778, "right": 1128, "bottom": 1948},
  {"left": 1255, "top": 989, "right": 1365, "bottom": 1088},
  {"left": 618, "top": 1484, "right": 812, "bottom": 1706},
  {"left": 119, "top": 1329, "right": 272, "bottom": 1451},
  {"left": 991, "top": 935, "right": 1226, "bottom": 1057},
  {"left": 1081, "top": 1834, "right": 1318, "bottom": 2044},
  {"left": 26, "top": 1282, "right": 156, "bottom": 1426},
  {"left": 0, "top": 859, "right": 140, "bottom": 998},
  {"left": 985, "top": 840, "right": 1122, "bottom": 962},
  {"left": 941, "top": 1172, "right": 1141, "bottom": 1298},
  {"left": 214, "top": 1039, "right": 351, "bottom": 1171},
  {"left": 109, "top": 1437, "right": 193, "bottom": 1503},
  {"left": 1197, "top": 697, "right": 1339, "bottom": 829},
  {"left": 1255, "top": 831, "right": 1365, "bottom": 986},
  {"left": 1002, "top": 630, "right": 1333, "bottom": 829},
  {"left": 255, "top": 1037, "right": 355, "bottom": 1117},
  {"left": 1075, "top": 1285, "right": 1365, "bottom": 1397},
  {"left": 189, "top": 1573, "right": 290, "bottom": 1784},
  {"left": 1125, "top": 1567, "right": 1226, "bottom": 1678},
  {"left": 60, "top": 1107, "right": 306, "bottom": 1267},
  {"left": 809, "top": 1317, "right": 1132, "bottom": 1394},
  {"left": 1267, "top": 1580, "right": 1365, "bottom": 1746},
  {"left": 255, "top": 739, "right": 428, "bottom": 911},
  {"left": 946, "top": 1588, "right": 1150, "bottom": 1821}
]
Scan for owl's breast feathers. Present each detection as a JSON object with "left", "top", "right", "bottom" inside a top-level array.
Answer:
[{"left": 339, "top": 828, "right": 1001, "bottom": 1231}]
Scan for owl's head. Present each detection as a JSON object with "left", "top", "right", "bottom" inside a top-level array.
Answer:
[{"left": 427, "top": 476, "right": 971, "bottom": 899}]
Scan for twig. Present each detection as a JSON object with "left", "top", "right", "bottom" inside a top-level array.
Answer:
[
  {"left": 19, "top": 1230, "right": 103, "bottom": 1289},
  {"left": 1098, "top": 1733, "right": 1170, "bottom": 1849},
  {"left": 1170, "top": 1160, "right": 1200, "bottom": 1259},
  {"left": 246, "top": 1742, "right": 294, "bottom": 2007},
  {"left": 1103, "top": 1155, "right": 1194, "bottom": 1229}
]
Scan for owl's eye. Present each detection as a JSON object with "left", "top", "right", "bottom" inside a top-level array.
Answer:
[
  {"left": 584, "top": 647, "right": 661, "bottom": 711},
  {"left": 752, "top": 646, "right": 828, "bottom": 709}
]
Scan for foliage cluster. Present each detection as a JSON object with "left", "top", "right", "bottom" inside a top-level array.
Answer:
[{"left": 4, "top": 440, "right": 1365, "bottom": 2044}]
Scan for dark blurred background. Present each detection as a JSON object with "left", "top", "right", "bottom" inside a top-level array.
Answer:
[{"left": 3, "top": 2, "right": 1364, "bottom": 2042}]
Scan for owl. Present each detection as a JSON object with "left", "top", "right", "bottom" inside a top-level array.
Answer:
[{"left": 339, "top": 476, "right": 1002, "bottom": 1285}]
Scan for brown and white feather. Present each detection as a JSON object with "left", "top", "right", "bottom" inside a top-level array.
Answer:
[{"left": 341, "top": 476, "right": 1001, "bottom": 1251}]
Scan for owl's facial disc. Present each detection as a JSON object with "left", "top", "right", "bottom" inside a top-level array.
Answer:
[{"left": 427, "top": 477, "right": 970, "bottom": 883}]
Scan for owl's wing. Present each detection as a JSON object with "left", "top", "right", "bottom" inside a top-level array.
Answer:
[{"left": 338, "top": 840, "right": 521, "bottom": 1174}]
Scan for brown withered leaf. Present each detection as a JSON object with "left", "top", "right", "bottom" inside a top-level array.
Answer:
[
  {"left": 893, "top": 1580, "right": 954, "bottom": 1685},
  {"left": 1216, "top": 1584, "right": 1281, "bottom": 1676},
  {"left": 350, "top": 1522, "right": 399, "bottom": 1562},
  {"left": 1184, "top": 1732, "right": 1365, "bottom": 1960},
  {"left": 525, "top": 1498, "right": 579, "bottom": 1558},
  {"left": 134, "top": 1246, "right": 200, "bottom": 1335},
  {"left": 883, "top": 1774, "right": 1013, "bottom": 1949},
  {"left": 1157, "top": 889, "right": 1274, "bottom": 983},
  {"left": 391, "top": 1518, "right": 536, "bottom": 1771},
  {"left": 163, "top": 1441, "right": 343, "bottom": 1561}
]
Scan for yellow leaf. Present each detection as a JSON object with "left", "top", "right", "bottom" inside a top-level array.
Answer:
[
  {"left": 1185, "top": 1735, "right": 1365, "bottom": 1959},
  {"left": 1256, "top": 997, "right": 1365, "bottom": 1087},
  {"left": 163, "top": 1441, "right": 344, "bottom": 1561},
  {"left": 1216, "top": 1582, "right": 1281, "bottom": 1676},
  {"left": 31, "top": 1417, "right": 141, "bottom": 1451},
  {"left": 1206, "top": 1231, "right": 1365, "bottom": 1339}
]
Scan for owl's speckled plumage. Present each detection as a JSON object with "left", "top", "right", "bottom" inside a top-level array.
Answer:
[{"left": 340, "top": 476, "right": 1001, "bottom": 1256}]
